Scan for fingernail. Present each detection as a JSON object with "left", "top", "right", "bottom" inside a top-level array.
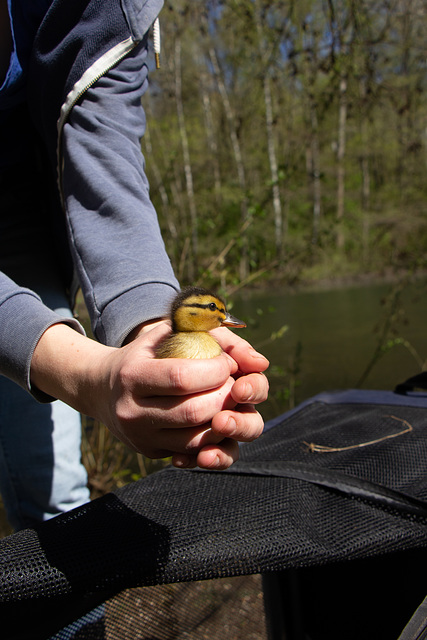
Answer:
[
  {"left": 174, "top": 455, "right": 190, "bottom": 468},
  {"left": 252, "top": 349, "right": 269, "bottom": 363},
  {"left": 226, "top": 416, "right": 237, "bottom": 435}
]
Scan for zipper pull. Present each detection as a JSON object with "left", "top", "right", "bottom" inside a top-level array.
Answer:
[{"left": 153, "top": 17, "right": 161, "bottom": 69}]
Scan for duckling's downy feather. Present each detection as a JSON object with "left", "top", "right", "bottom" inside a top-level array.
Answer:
[
  {"left": 156, "top": 331, "right": 222, "bottom": 359},
  {"left": 156, "top": 286, "right": 246, "bottom": 359}
]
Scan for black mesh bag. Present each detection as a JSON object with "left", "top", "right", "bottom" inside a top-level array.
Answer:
[{"left": 3, "top": 377, "right": 427, "bottom": 640}]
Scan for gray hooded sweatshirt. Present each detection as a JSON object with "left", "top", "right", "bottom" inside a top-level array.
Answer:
[{"left": 0, "top": 0, "right": 180, "bottom": 398}]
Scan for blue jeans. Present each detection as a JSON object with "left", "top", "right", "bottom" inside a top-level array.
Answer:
[
  {"left": 0, "top": 373, "right": 90, "bottom": 531},
  {"left": 0, "top": 298, "right": 89, "bottom": 531},
  {"left": 0, "top": 155, "right": 90, "bottom": 531}
]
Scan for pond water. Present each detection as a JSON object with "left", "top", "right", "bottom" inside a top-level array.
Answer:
[{"left": 232, "top": 278, "right": 427, "bottom": 422}]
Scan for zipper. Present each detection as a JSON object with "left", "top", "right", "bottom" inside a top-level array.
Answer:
[
  {"left": 57, "top": 17, "right": 162, "bottom": 193},
  {"left": 56, "top": 36, "right": 138, "bottom": 309},
  {"left": 56, "top": 36, "right": 138, "bottom": 203},
  {"left": 55, "top": 20, "right": 161, "bottom": 308}
]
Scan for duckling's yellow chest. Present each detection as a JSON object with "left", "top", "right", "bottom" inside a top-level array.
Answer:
[{"left": 156, "top": 331, "right": 222, "bottom": 359}]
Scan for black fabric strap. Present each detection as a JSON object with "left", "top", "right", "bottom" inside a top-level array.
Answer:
[{"left": 189, "top": 461, "right": 427, "bottom": 521}]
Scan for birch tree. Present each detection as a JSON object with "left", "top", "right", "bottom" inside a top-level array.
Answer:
[{"left": 174, "top": 36, "right": 198, "bottom": 280}]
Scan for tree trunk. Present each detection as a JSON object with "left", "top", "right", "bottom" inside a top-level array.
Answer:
[
  {"left": 263, "top": 73, "right": 284, "bottom": 259},
  {"left": 175, "top": 37, "right": 198, "bottom": 281},
  {"left": 359, "top": 78, "right": 371, "bottom": 265},
  {"left": 308, "top": 98, "right": 322, "bottom": 246},
  {"left": 254, "top": 5, "right": 285, "bottom": 260},
  {"left": 199, "top": 64, "right": 222, "bottom": 204},
  {"left": 208, "top": 45, "right": 250, "bottom": 281},
  {"left": 336, "top": 72, "right": 347, "bottom": 250}
]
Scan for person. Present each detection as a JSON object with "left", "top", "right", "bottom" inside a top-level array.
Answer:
[{"left": 0, "top": 0, "right": 269, "bottom": 531}]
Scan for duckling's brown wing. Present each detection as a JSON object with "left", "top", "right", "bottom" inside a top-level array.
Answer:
[{"left": 156, "top": 332, "right": 222, "bottom": 359}]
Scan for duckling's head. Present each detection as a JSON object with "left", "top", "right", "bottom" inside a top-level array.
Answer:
[{"left": 171, "top": 287, "right": 246, "bottom": 333}]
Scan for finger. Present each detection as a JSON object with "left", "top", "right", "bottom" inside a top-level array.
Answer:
[
  {"left": 138, "top": 377, "right": 237, "bottom": 427},
  {"left": 172, "top": 454, "right": 199, "bottom": 469},
  {"left": 196, "top": 438, "right": 240, "bottom": 469},
  {"left": 230, "top": 372, "right": 269, "bottom": 405},
  {"left": 211, "top": 327, "right": 269, "bottom": 374},
  {"left": 150, "top": 424, "right": 225, "bottom": 458},
  {"left": 210, "top": 404, "right": 264, "bottom": 442},
  {"left": 172, "top": 438, "right": 240, "bottom": 470},
  {"left": 129, "top": 353, "right": 237, "bottom": 398}
]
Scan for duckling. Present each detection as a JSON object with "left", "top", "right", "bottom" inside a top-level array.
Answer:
[{"left": 156, "top": 286, "right": 246, "bottom": 359}]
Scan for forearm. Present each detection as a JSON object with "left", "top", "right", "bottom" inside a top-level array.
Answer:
[
  {"left": 62, "top": 41, "right": 179, "bottom": 347},
  {"left": 30, "top": 323, "right": 112, "bottom": 417},
  {"left": 0, "top": 271, "right": 85, "bottom": 398}
]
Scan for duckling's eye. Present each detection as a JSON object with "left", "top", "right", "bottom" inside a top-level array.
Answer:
[{"left": 208, "top": 302, "right": 217, "bottom": 311}]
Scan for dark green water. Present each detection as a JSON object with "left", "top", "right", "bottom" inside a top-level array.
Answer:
[{"left": 232, "top": 279, "right": 427, "bottom": 422}]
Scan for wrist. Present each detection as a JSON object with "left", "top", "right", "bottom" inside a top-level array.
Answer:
[{"left": 30, "top": 323, "right": 114, "bottom": 417}]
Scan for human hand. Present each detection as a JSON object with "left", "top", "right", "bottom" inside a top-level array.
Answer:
[
  {"left": 182, "top": 326, "right": 269, "bottom": 469},
  {"left": 110, "top": 321, "right": 269, "bottom": 469},
  {"left": 31, "top": 321, "right": 268, "bottom": 470}
]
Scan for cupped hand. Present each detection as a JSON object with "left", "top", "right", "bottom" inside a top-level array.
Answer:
[
  {"left": 31, "top": 320, "right": 269, "bottom": 471},
  {"left": 108, "top": 321, "right": 269, "bottom": 469},
  {"left": 99, "top": 322, "right": 236, "bottom": 457},
  {"left": 189, "top": 326, "right": 269, "bottom": 469}
]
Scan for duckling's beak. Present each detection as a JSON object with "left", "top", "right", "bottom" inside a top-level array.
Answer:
[{"left": 221, "top": 312, "right": 247, "bottom": 329}]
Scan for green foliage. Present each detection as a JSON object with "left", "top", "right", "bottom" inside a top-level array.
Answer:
[
  {"left": 143, "top": 0, "right": 427, "bottom": 290},
  {"left": 266, "top": 340, "right": 304, "bottom": 415},
  {"left": 356, "top": 280, "right": 427, "bottom": 387}
]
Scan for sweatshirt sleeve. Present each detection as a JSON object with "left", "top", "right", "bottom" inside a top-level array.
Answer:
[
  {"left": 61, "top": 39, "right": 179, "bottom": 348},
  {"left": 0, "top": 271, "right": 85, "bottom": 400}
]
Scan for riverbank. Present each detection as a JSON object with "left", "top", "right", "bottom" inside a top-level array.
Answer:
[{"left": 249, "top": 266, "right": 427, "bottom": 297}]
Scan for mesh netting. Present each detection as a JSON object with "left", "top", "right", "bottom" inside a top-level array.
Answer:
[
  {"left": 48, "top": 575, "right": 266, "bottom": 640},
  {"left": 2, "top": 392, "right": 427, "bottom": 639}
]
